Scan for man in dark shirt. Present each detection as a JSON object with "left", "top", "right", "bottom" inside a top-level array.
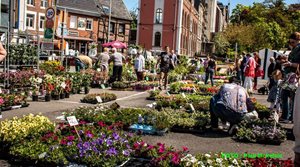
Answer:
[
  {"left": 205, "top": 56, "right": 216, "bottom": 86},
  {"left": 156, "top": 46, "right": 174, "bottom": 90},
  {"left": 239, "top": 52, "right": 247, "bottom": 85}
]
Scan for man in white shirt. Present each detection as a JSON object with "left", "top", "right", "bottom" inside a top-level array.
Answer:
[{"left": 134, "top": 49, "right": 145, "bottom": 81}]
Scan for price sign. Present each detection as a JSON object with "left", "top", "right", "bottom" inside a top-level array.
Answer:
[
  {"left": 38, "top": 152, "right": 47, "bottom": 159},
  {"left": 181, "top": 93, "right": 186, "bottom": 98},
  {"left": 67, "top": 116, "right": 79, "bottom": 126},
  {"left": 46, "top": 7, "right": 55, "bottom": 19},
  {"left": 190, "top": 104, "right": 195, "bottom": 112},
  {"left": 166, "top": 91, "right": 170, "bottom": 96},
  {"left": 0, "top": 114, "right": 2, "bottom": 119},
  {"left": 96, "top": 96, "right": 103, "bottom": 103},
  {"left": 100, "top": 84, "right": 106, "bottom": 89}
]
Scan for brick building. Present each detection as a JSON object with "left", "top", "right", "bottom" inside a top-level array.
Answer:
[
  {"left": 137, "top": 0, "right": 228, "bottom": 56},
  {"left": 137, "top": 0, "right": 205, "bottom": 56},
  {"left": 56, "top": 0, "right": 132, "bottom": 55}
]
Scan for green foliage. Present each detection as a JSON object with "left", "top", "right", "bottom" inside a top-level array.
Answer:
[
  {"left": 9, "top": 44, "right": 38, "bottom": 65},
  {"left": 222, "top": 1, "right": 299, "bottom": 52},
  {"left": 81, "top": 93, "right": 117, "bottom": 104}
]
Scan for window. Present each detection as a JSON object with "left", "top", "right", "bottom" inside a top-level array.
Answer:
[
  {"left": 86, "top": 19, "right": 93, "bottom": 30},
  {"left": 154, "top": 32, "right": 161, "bottom": 47},
  {"left": 78, "top": 17, "right": 86, "bottom": 29},
  {"left": 70, "top": 16, "right": 77, "bottom": 29},
  {"left": 155, "top": 8, "right": 163, "bottom": 24},
  {"left": 26, "top": 14, "right": 35, "bottom": 29},
  {"left": 119, "top": 24, "right": 125, "bottom": 34},
  {"left": 110, "top": 22, "right": 115, "bottom": 33},
  {"left": 27, "top": 0, "right": 35, "bottom": 6},
  {"left": 39, "top": 16, "right": 45, "bottom": 30},
  {"left": 41, "top": 0, "right": 48, "bottom": 8}
]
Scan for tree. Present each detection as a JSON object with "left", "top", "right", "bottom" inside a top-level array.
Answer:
[
  {"left": 129, "top": 8, "right": 138, "bottom": 30},
  {"left": 214, "top": 33, "right": 230, "bottom": 55}
]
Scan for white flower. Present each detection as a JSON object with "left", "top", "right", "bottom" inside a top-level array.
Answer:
[
  {"left": 216, "top": 158, "right": 222, "bottom": 164},
  {"left": 205, "top": 154, "right": 211, "bottom": 158},
  {"left": 232, "top": 159, "right": 238, "bottom": 165},
  {"left": 207, "top": 159, "right": 213, "bottom": 164}
]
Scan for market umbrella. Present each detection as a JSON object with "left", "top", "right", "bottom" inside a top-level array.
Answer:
[{"left": 102, "top": 41, "right": 127, "bottom": 49}]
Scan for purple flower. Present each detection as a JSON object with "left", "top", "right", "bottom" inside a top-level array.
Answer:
[
  {"left": 122, "top": 150, "right": 131, "bottom": 156},
  {"left": 96, "top": 138, "right": 103, "bottom": 145},
  {"left": 67, "top": 141, "right": 73, "bottom": 146},
  {"left": 106, "top": 147, "right": 118, "bottom": 156},
  {"left": 86, "top": 133, "right": 94, "bottom": 138},
  {"left": 83, "top": 142, "right": 91, "bottom": 150},
  {"left": 79, "top": 130, "right": 84, "bottom": 135},
  {"left": 112, "top": 132, "right": 120, "bottom": 140},
  {"left": 106, "top": 139, "right": 113, "bottom": 146},
  {"left": 92, "top": 146, "right": 100, "bottom": 154}
]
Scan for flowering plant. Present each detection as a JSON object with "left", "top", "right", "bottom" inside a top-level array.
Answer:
[
  {"left": 29, "top": 76, "right": 43, "bottom": 96},
  {"left": 132, "top": 141, "right": 188, "bottom": 166},
  {"left": 40, "top": 61, "right": 65, "bottom": 75},
  {"left": 0, "top": 114, "right": 54, "bottom": 144},
  {"left": 81, "top": 93, "right": 117, "bottom": 104},
  {"left": 43, "top": 74, "right": 54, "bottom": 94}
]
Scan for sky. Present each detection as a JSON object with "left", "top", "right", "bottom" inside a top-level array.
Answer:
[{"left": 123, "top": 0, "right": 299, "bottom": 13}]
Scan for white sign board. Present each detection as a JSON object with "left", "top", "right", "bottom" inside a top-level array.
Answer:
[
  {"left": 67, "top": 116, "right": 79, "bottom": 126},
  {"left": 181, "top": 93, "right": 186, "bottom": 98},
  {"left": 96, "top": 96, "right": 103, "bottom": 103}
]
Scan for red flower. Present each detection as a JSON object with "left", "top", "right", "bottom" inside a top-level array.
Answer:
[
  {"left": 53, "top": 136, "right": 58, "bottom": 141},
  {"left": 79, "top": 120, "right": 87, "bottom": 125},
  {"left": 98, "top": 121, "right": 106, "bottom": 127},
  {"left": 182, "top": 146, "right": 188, "bottom": 152},
  {"left": 66, "top": 136, "right": 75, "bottom": 141},
  {"left": 60, "top": 139, "right": 67, "bottom": 145}
]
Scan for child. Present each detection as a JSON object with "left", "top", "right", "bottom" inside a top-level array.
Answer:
[{"left": 267, "top": 70, "right": 283, "bottom": 111}]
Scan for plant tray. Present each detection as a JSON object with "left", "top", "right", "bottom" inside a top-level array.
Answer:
[
  {"left": 146, "top": 97, "right": 156, "bottom": 100},
  {"left": 171, "top": 127, "right": 206, "bottom": 134},
  {"left": 111, "top": 88, "right": 134, "bottom": 91},
  {"left": 129, "top": 124, "right": 156, "bottom": 135}
]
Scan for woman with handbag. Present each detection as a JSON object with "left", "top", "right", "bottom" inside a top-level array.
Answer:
[
  {"left": 253, "top": 52, "right": 262, "bottom": 90},
  {"left": 280, "top": 32, "right": 300, "bottom": 123}
]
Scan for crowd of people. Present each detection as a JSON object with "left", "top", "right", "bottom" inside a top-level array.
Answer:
[{"left": 74, "top": 45, "right": 179, "bottom": 90}]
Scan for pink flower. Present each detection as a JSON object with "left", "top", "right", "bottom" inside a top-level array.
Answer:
[
  {"left": 60, "top": 139, "right": 67, "bottom": 145},
  {"left": 0, "top": 97, "right": 4, "bottom": 105},
  {"left": 66, "top": 136, "right": 75, "bottom": 141}
]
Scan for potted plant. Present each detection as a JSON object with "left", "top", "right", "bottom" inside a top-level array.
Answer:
[
  {"left": 43, "top": 74, "right": 54, "bottom": 102},
  {"left": 81, "top": 73, "right": 92, "bottom": 94},
  {"left": 64, "top": 79, "right": 72, "bottom": 98},
  {"left": 29, "top": 76, "right": 42, "bottom": 101}
]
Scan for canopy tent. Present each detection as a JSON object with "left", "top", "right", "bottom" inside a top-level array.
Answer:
[
  {"left": 259, "top": 49, "right": 291, "bottom": 80},
  {"left": 102, "top": 41, "right": 127, "bottom": 49}
]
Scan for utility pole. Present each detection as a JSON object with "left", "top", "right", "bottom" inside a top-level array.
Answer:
[{"left": 107, "top": 0, "right": 112, "bottom": 43}]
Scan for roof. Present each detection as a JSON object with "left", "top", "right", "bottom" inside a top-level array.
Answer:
[
  {"left": 97, "top": 0, "right": 132, "bottom": 21},
  {"left": 56, "top": 0, "right": 100, "bottom": 16}
]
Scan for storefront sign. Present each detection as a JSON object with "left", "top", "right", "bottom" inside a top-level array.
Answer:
[{"left": 68, "top": 31, "right": 79, "bottom": 37}]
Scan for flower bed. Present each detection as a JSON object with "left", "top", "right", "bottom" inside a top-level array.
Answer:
[
  {"left": 80, "top": 93, "right": 117, "bottom": 104},
  {"left": 155, "top": 94, "right": 211, "bottom": 112},
  {"left": 1, "top": 115, "right": 140, "bottom": 166},
  {"left": 134, "top": 81, "right": 159, "bottom": 91},
  {"left": 111, "top": 81, "right": 134, "bottom": 91},
  {"left": 234, "top": 119, "right": 286, "bottom": 145},
  {"left": 0, "top": 94, "right": 28, "bottom": 111}
]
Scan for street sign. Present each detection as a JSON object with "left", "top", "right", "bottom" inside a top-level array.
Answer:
[
  {"left": 44, "top": 28, "right": 53, "bottom": 39},
  {"left": 46, "top": 7, "right": 55, "bottom": 19},
  {"left": 46, "top": 20, "right": 54, "bottom": 29}
]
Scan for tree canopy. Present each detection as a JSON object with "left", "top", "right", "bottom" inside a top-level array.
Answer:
[{"left": 214, "top": 0, "right": 300, "bottom": 55}]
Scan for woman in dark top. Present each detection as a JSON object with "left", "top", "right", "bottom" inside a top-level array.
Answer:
[
  {"left": 267, "top": 57, "right": 276, "bottom": 90},
  {"left": 205, "top": 57, "right": 216, "bottom": 86},
  {"left": 280, "top": 32, "right": 300, "bottom": 123}
]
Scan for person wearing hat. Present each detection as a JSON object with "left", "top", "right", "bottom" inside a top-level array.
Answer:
[
  {"left": 243, "top": 53, "right": 256, "bottom": 93},
  {"left": 109, "top": 48, "right": 125, "bottom": 83},
  {"left": 134, "top": 49, "right": 145, "bottom": 81}
]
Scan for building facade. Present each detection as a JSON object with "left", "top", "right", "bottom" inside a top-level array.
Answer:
[{"left": 137, "top": 0, "right": 228, "bottom": 56}]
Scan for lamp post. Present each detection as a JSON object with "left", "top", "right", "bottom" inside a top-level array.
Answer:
[{"left": 107, "top": 0, "right": 112, "bottom": 43}]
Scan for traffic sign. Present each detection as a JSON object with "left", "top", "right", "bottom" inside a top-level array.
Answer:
[
  {"left": 46, "top": 20, "right": 54, "bottom": 29},
  {"left": 44, "top": 28, "right": 53, "bottom": 39},
  {"left": 46, "top": 7, "right": 55, "bottom": 19}
]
